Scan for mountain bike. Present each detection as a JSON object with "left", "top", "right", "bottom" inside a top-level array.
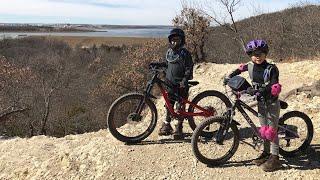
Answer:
[
  {"left": 191, "top": 76, "right": 314, "bottom": 166},
  {"left": 107, "top": 65, "right": 232, "bottom": 144}
]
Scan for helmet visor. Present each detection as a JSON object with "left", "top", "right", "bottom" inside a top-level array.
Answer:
[{"left": 248, "top": 50, "right": 265, "bottom": 57}]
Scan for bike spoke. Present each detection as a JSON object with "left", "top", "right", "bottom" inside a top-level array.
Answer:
[
  {"left": 192, "top": 96, "right": 229, "bottom": 128},
  {"left": 111, "top": 97, "right": 153, "bottom": 138},
  {"left": 278, "top": 116, "right": 308, "bottom": 152},
  {"left": 196, "top": 122, "right": 235, "bottom": 160}
]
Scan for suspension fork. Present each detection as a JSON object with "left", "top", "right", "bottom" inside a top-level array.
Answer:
[
  {"left": 216, "top": 108, "right": 234, "bottom": 144},
  {"left": 135, "top": 75, "right": 157, "bottom": 114}
]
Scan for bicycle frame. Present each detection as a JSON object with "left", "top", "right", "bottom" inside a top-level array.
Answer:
[
  {"left": 136, "top": 70, "right": 214, "bottom": 119},
  {"left": 159, "top": 85, "right": 214, "bottom": 118},
  {"left": 221, "top": 91, "right": 300, "bottom": 142},
  {"left": 231, "top": 99, "right": 263, "bottom": 139}
]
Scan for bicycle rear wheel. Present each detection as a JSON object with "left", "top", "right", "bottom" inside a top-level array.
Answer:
[
  {"left": 278, "top": 111, "right": 313, "bottom": 157},
  {"left": 107, "top": 93, "right": 157, "bottom": 143},
  {"left": 188, "top": 90, "right": 232, "bottom": 131},
  {"left": 191, "top": 116, "right": 239, "bottom": 166}
]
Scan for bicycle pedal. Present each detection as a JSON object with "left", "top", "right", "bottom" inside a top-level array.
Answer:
[
  {"left": 158, "top": 132, "right": 173, "bottom": 136},
  {"left": 173, "top": 134, "right": 184, "bottom": 140}
]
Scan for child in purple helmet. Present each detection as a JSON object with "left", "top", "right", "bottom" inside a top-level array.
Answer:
[{"left": 225, "top": 40, "right": 282, "bottom": 172}]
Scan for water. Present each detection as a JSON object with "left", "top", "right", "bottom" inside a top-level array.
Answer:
[{"left": 0, "top": 27, "right": 171, "bottom": 39}]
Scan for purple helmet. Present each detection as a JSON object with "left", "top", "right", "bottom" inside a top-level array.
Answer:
[{"left": 245, "top": 40, "right": 269, "bottom": 55}]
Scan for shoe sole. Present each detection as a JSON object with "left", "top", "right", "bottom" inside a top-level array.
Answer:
[
  {"left": 158, "top": 132, "right": 173, "bottom": 136},
  {"left": 262, "top": 166, "right": 282, "bottom": 172},
  {"left": 173, "top": 134, "right": 184, "bottom": 140},
  {"left": 253, "top": 159, "right": 268, "bottom": 166}
]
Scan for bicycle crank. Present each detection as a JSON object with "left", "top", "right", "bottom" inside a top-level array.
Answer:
[
  {"left": 252, "top": 134, "right": 264, "bottom": 150},
  {"left": 204, "top": 106, "right": 217, "bottom": 116}
]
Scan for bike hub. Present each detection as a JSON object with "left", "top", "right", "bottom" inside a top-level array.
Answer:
[
  {"left": 204, "top": 106, "right": 216, "bottom": 116},
  {"left": 127, "top": 113, "right": 142, "bottom": 123}
]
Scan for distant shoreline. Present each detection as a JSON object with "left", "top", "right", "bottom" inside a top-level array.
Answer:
[
  {"left": 0, "top": 24, "right": 172, "bottom": 32},
  {"left": 42, "top": 36, "right": 166, "bottom": 47},
  {"left": 0, "top": 30, "right": 107, "bottom": 33},
  {"left": 0, "top": 29, "right": 102, "bottom": 33},
  {"left": 0, "top": 28, "right": 170, "bottom": 39}
]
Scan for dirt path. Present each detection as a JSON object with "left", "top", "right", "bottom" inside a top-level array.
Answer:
[{"left": 0, "top": 60, "right": 319, "bottom": 179}]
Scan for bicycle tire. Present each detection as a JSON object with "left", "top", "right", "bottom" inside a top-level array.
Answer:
[
  {"left": 107, "top": 93, "right": 157, "bottom": 143},
  {"left": 187, "top": 90, "right": 232, "bottom": 131},
  {"left": 278, "top": 111, "right": 313, "bottom": 157},
  {"left": 191, "top": 116, "right": 240, "bottom": 166}
]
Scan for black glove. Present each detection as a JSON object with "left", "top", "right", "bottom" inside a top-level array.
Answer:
[
  {"left": 247, "top": 87, "right": 267, "bottom": 102},
  {"left": 180, "top": 78, "right": 188, "bottom": 88},
  {"left": 246, "top": 87, "right": 258, "bottom": 96},
  {"left": 257, "top": 87, "right": 267, "bottom": 97},
  {"left": 149, "top": 62, "right": 167, "bottom": 69},
  {"left": 149, "top": 62, "right": 159, "bottom": 69},
  {"left": 223, "top": 77, "right": 230, "bottom": 85}
]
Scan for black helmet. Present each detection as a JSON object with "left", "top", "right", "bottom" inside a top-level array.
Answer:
[{"left": 168, "top": 28, "right": 185, "bottom": 46}]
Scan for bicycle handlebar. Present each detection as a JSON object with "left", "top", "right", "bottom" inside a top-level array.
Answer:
[
  {"left": 149, "top": 65, "right": 165, "bottom": 74},
  {"left": 223, "top": 83, "right": 266, "bottom": 104}
]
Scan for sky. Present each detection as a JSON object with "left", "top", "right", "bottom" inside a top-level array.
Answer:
[{"left": 0, "top": 0, "right": 319, "bottom": 25}]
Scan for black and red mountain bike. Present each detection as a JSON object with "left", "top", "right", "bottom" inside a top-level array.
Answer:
[{"left": 107, "top": 65, "right": 232, "bottom": 143}]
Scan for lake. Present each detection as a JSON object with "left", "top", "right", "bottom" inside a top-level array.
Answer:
[{"left": 0, "top": 27, "right": 171, "bottom": 39}]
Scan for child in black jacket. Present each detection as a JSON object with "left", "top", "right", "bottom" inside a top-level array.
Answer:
[{"left": 150, "top": 28, "right": 193, "bottom": 139}]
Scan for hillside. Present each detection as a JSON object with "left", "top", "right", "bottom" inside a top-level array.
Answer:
[
  {"left": 0, "top": 60, "right": 319, "bottom": 179},
  {"left": 205, "top": 5, "right": 320, "bottom": 63}
]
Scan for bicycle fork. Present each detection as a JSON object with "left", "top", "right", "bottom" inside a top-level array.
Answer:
[
  {"left": 131, "top": 80, "right": 155, "bottom": 122},
  {"left": 216, "top": 109, "right": 233, "bottom": 144}
]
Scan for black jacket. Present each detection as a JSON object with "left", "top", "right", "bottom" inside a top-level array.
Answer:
[
  {"left": 228, "top": 61, "right": 280, "bottom": 101},
  {"left": 158, "top": 47, "right": 193, "bottom": 86}
]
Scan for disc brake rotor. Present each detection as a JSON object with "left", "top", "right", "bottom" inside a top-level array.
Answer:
[{"left": 127, "top": 113, "right": 142, "bottom": 124}]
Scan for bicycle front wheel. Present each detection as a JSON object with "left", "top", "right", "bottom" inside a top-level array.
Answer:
[
  {"left": 191, "top": 116, "right": 239, "bottom": 166},
  {"left": 188, "top": 90, "right": 232, "bottom": 131},
  {"left": 278, "top": 111, "right": 313, "bottom": 157},
  {"left": 107, "top": 93, "right": 157, "bottom": 143}
]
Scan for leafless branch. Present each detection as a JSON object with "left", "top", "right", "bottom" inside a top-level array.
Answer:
[{"left": 0, "top": 106, "right": 30, "bottom": 120}]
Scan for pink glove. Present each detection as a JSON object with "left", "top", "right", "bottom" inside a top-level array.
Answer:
[
  {"left": 271, "top": 83, "right": 282, "bottom": 96},
  {"left": 238, "top": 63, "right": 248, "bottom": 72}
]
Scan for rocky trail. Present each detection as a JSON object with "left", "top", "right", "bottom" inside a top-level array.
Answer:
[{"left": 0, "top": 60, "right": 319, "bottom": 179}]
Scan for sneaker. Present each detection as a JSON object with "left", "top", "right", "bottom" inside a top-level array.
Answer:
[
  {"left": 252, "top": 151, "right": 270, "bottom": 166},
  {"left": 158, "top": 122, "right": 173, "bottom": 136},
  {"left": 173, "top": 120, "right": 184, "bottom": 140},
  {"left": 261, "top": 155, "right": 282, "bottom": 172}
]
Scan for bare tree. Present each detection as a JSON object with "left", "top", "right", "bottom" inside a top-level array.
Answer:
[
  {"left": 208, "top": 0, "right": 246, "bottom": 51},
  {"left": 100, "top": 39, "right": 166, "bottom": 95},
  {"left": 173, "top": 3, "right": 211, "bottom": 62},
  {"left": 0, "top": 56, "right": 34, "bottom": 135},
  {"left": 32, "top": 54, "right": 73, "bottom": 135}
]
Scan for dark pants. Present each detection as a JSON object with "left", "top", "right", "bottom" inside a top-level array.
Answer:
[{"left": 165, "top": 82, "right": 189, "bottom": 123}]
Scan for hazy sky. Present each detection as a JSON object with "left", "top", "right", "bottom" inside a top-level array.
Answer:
[{"left": 0, "top": 0, "right": 319, "bottom": 25}]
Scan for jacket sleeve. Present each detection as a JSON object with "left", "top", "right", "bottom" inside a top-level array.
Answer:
[
  {"left": 184, "top": 50, "right": 194, "bottom": 80},
  {"left": 264, "top": 66, "right": 280, "bottom": 96},
  {"left": 158, "top": 60, "right": 168, "bottom": 67},
  {"left": 228, "top": 63, "right": 248, "bottom": 78},
  {"left": 151, "top": 58, "right": 167, "bottom": 68}
]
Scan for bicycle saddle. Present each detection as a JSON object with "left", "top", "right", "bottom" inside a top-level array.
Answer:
[
  {"left": 280, "top": 100, "right": 288, "bottom": 109},
  {"left": 188, "top": 81, "right": 199, "bottom": 86}
]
